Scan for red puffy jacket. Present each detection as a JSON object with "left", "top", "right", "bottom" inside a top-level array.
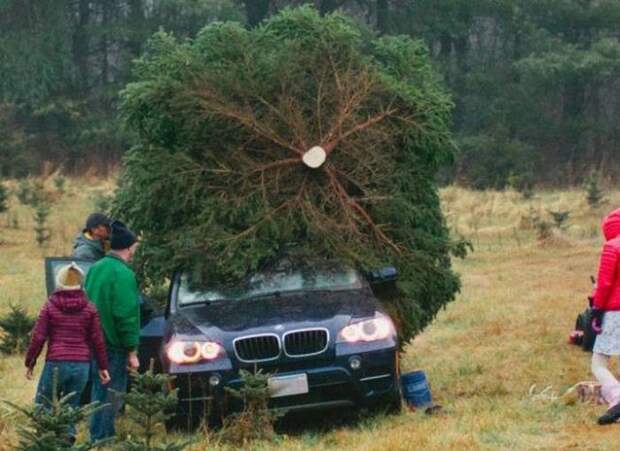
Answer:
[{"left": 593, "top": 209, "right": 620, "bottom": 311}]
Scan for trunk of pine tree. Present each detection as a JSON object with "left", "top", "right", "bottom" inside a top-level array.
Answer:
[
  {"left": 243, "top": 0, "right": 270, "bottom": 28},
  {"left": 127, "top": 0, "right": 145, "bottom": 57},
  {"left": 439, "top": 33, "right": 452, "bottom": 58},
  {"left": 376, "top": 0, "right": 389, "bottom": 35},
  {"left": 319, "top": 0, "right": 344, "bottom": 16},
  {"left": 73, "top": 0, "right": 90, "bottom": 92},
  {"left": 562, "top": 75, "right": 587, "bottom": 180},
  {"left": 100, "top": 0, "right": 110, "bottom": 86}
]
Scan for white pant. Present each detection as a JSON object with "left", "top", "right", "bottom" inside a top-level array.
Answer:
[{"left": 592, "top": 352, "right": 620, "bottom": 407}]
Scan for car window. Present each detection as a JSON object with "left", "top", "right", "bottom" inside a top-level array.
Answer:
[
  {"left": 44, "top": 258, "right": 94, "bottom": 295},
  {"left": 177, "top": 265, "right": 363, "bottom": 306}
]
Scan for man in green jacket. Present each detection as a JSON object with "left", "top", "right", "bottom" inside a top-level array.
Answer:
[{"left": 85, "top": 220, "right": 140, "bottom": 443}]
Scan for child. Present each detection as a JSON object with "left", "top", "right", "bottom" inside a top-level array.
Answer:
[
  {"left": 24, "top": 262, "right": 110, "bottom": 441},
  {"left": 591, "top": 208, "right": 620, "bottom": 424}
]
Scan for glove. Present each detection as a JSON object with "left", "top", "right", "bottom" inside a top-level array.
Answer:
[{"left": 591, "top": 308, "right": 604, "bottom": 334}]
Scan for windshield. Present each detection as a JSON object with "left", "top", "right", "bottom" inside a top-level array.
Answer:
[{"left": 177, "top": 265, "right": 363, "bottom": 306}]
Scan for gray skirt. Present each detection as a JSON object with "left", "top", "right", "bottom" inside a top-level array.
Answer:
[{"left": 593, "top": 311, "right": 620, "bottom": 356}]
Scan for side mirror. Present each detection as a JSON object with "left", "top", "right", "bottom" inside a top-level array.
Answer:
[{"left": 367, "top": 266, "right": 398, "bottom": 284}]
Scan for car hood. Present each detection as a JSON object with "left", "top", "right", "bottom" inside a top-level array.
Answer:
[{"left": 169, "top": 289, "right": 378, "bottom": 336}]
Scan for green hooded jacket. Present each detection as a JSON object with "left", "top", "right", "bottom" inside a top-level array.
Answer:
[{"left": 84, "top": 254, "right": 140, "bottom": 352}]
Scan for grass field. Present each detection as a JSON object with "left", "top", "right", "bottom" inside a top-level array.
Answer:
[{"left": 1, "top": 177, "right": 619, "bottom": 450}]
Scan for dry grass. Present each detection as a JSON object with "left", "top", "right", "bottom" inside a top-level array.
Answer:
[{"left": 1, "top": 180, "right": 619, "bottom": 449}]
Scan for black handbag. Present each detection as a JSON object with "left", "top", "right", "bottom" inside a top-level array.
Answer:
[{"left": 575, "top": 306, "right": 596, "bottom": 352}]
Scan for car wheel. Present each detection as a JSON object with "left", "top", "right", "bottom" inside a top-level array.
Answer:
[
  {"left": 361, "top": 389, "right": 402, "bottom": 416},
  {"left": 387, "top": 392, "right": 402, "bottom": 414}
]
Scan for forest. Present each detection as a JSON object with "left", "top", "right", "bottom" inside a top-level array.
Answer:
[{"left": 1, "top": 0, "right": 619, "bottom": 189}]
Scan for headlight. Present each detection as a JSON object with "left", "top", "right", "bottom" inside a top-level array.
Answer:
[
  {"left": 337, "top": 317, "right": 395, "bottom": 343},
  {"left": 166, "top": 339, "right": 223, "bottom": 364}
]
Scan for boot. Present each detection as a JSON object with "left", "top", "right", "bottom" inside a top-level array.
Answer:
[{"left": 598, "top": 403, "right": 620, "bottom": 425}]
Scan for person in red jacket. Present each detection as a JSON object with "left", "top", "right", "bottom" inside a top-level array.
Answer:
[
  {"left": 591, "top": 208, "right": 620, "bottom": 424},
  {"left": 25, "top": 262, "right": 110, "bottom": 442}
]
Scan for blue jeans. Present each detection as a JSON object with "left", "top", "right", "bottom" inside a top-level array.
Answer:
[
  {"left": 35, "top": 361, "right": 90, "bottom": 438},
  {"left": 89, "top": 349, "right": 128, "bottom": 443}
]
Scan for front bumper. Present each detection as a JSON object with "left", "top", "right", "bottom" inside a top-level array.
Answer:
[{"left": 170, "top": 346, "right": 399, "bottom": 417}]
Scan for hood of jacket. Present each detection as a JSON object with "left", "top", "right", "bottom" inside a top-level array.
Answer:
[
  {"left": 603, "top": 209, "right": 620, "bottom": 241},
  {"left": 50, "top": 290, "right": 89, "bottom": 313},
  {"left": 73, "top": 231, "right": 103, "bottom": 251}
]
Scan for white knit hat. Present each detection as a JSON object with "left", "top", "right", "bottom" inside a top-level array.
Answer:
[{"left": 55, "top": 262, "right": 85, "bottom": 291}]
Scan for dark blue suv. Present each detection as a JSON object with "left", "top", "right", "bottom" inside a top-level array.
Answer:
[{"left": 160, "top": 260, "right": 401, "bottom": 427}]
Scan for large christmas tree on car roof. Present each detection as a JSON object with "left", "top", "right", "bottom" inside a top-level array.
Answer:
[{"left": 115, "top": 6, "right": 465, "bottom": 343}]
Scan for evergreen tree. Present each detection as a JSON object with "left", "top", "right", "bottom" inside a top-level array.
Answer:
[
  {"left": 4, "top": 368, "right": 104, "bottom": 450},
  {"left": 120, "top": 363, "right": 189, "bottom": 451},
  {"left": 116, "top": 6, "right": 463, "bottom": 343},
  {"left": 0, "top": 180, "right": 8, "bottom": 214},
  {"left": 0, "top": 304, "right": 35, "bottom": 354},
  {"left": 33, "top": 201, "right": 52, "bottom": 247},
  {"left": 547, "top": 209, "right": 570, "bottom": 231},
  {"left": 584, "top": 171, "right": 607, "bottom": 208},
  {"left": 221, "top": 369, "right": 279, "bottom": 445}
]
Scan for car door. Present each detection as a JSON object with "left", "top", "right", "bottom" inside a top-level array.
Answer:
[{"left": 44, "top": 256, "right": 166, "bottom": 373}]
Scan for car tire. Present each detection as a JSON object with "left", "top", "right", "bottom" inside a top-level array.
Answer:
[
  {"left": 361, "top": 389, "right": 402, "bottom": 416},
  {"left": 387, "top": 392, "right": 402, "bottom": 414}
]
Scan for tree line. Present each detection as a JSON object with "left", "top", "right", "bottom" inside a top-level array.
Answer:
[{"left": 1, "top": 0, "right": 619, "bottom": 188}]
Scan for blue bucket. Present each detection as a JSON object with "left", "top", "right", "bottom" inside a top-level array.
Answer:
[{"left": 401, "top": 370, "right": 432, "bottom": 408}]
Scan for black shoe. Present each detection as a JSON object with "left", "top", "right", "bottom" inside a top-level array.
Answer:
[{"left": 598, "top": 403, "right": 620, "bottom": 425}]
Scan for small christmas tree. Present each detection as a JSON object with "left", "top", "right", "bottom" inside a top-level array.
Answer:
[
  {"left": 53, "top": 175, "right": 66, "bottom": 196},
  {"left": 33, "top": 201, "right": 51, "bottom": 247},
  {"left": 0, "top": 180, "right": 9, "bottom": 214},
  {"left": 584, "top": 171, "right": 606, "bottom": 208},
  {"left": 91, "top": 190, "right": 113, "bottom": 215},
  {"left": 16, "top": 179, "right": 32, "bottom": 205},
  {"left": 221, "top": 369, "right": 279, "bottom": 446},
  {"left": 0, "top": 304, "right": 35, "bottom": 354},
  {"left": 4, "top": 367, "right": 104, "bottom": 450},
  {"left": 547, "top": 209, "right": 570, "bottom": 231},
  {"left": 120, "top": 361, "right": 189, "bottom": 451}
]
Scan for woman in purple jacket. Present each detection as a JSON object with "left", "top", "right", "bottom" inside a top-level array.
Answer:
[{"left": 25, "top": 262, "right": 110, "bottom": 442}]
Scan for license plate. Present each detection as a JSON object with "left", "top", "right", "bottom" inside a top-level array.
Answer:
[{"left": 268, "top": 374, "right": 309, "bottom": 398}]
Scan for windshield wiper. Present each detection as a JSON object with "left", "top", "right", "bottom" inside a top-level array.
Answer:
[
  {"left": 181, "top": 299, "right": 226, "bottom": 307},
  {"left": 238, "top": 291, "right": 282, "bottom": 301}
]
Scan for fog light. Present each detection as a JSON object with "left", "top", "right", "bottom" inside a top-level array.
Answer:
[
  {"left": 349, "top": 356, "right": 362, "bottom": 370},
  {"left": 208, "top": 374, "right": 221, "bottom": 387}
]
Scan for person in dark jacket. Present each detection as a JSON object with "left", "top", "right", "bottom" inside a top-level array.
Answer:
[
  {"left": 86, "top": 221, "right": 140, "bottom": 443},
  {"left": 72, "top": 212, "right": 111, "bottom": 261},
  {"left": 25, "top": 262, "right": 110, "bottom": 442}
]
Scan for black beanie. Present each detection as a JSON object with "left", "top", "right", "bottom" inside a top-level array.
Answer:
[
  {"left": 110, "top": 221, "right": 137, "bottom": 250},
  {"left": 86, "top": 212, "right": 111, "bottom": 230}
]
